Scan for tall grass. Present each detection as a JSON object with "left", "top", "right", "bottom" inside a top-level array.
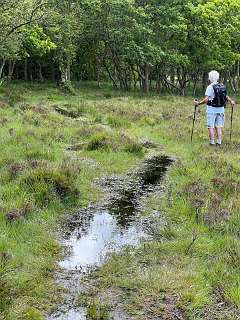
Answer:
[{"left": 0, "top": 82, "right": 239, "bottom": 319}]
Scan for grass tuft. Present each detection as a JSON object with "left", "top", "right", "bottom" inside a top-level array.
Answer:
[
  {"left": 86, "top": 132, "right": 118, "bottom": 151},
  {"left": 21, "top": 167, "right": 79, "bottom": 205}
]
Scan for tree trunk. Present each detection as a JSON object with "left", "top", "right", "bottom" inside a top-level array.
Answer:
[
  {"left": 132, "top": 67, "right": 137, "bottom": 90},
  {"left": 60, "top": 62, "right": 71, "bottom": 83},
  {"left": 51, "top": 64, "right": 56, "bottom": 82},
  {"left": 149, "top": 78, "right": 153, "bottom": 91},
  {"left": 96, "top": 58, "right": 101, "bottom": 88},
  {"left": 15, "top": 64, "right": 19, "bottom": 79},
  {"left": 96, "top": 57, "right": 101, "bottom": 88},
  {"left": 156, "top": 75, "right": 162, "bottom": 93},
  {"left": 202, "top": 71, "right": 208, "bottom": 94},
  {"left": 191, "top": 71, "right": 199, "bottom": 97},
  {"left": 38, "top": 62, "right": 44, "bottom": 82},
  {"left": 7, "top": 60, "right": 16, "bottom": 82},
  {"left": 229, "top": 62, "right": 240, "bottom": 93},
  {"left": 236, "top": 60, "right": 240, "bottom": 92},
  {"left": 104, "top": 62, "right": 118, "bottom": 89},
  {"left": 155, "top": 66, "right": 162, "bottom": 93},
  {"left": 67, "top": 63, "right": 71, "bottom": 82},
  {"left": 29, "top": 62, "right": 33, "bottom": 81},
  {"left": 177, "top": 68, "right": 188, "bottom": 96},
  {"left": 60, "top": 66, "right": 68, "bottom": 82},
  {"left": 192, "top": 78, "right": 198, "bottom": 97},
  {"left": 0, "top": 59, "right": 6, "bottom": 79},
  {"left": 8, "top": 61, "right": 12, "bottom": 79},
  {"left": 24, "top": 60, "right": 28, "bottom": 81},
  {"left": 142, "top": 64, "right": 150, "bottom": 93}
]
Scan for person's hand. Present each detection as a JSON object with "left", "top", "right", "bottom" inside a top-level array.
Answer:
[
  {"left": 231, "top": 100, "right": 236, "bottom": 107},
  {"left": 194, "top": 99, "right": 199, "bottom": 106}
]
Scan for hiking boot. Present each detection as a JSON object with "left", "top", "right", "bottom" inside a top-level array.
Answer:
[
  {"left": 216, "top": 139, "right": 222, "bottom": 145},
  {"left": 209, "top": 140, "right": 215, "bottom": 145}
]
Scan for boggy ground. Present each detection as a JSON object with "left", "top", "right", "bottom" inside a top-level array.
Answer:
[{"left": 0, "top": 81, "right": 239, "bottom": 319}]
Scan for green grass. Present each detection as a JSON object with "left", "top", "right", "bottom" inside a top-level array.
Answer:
[{"left": 0, "top": 81, "right": 240, "bottom": 319}]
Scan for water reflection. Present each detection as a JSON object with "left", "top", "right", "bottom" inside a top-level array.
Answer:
[
  {"left": 60, "top": 210, "right": 143, "bottom": 271},
  {"left": 48, "top": 307, "right": 86, "bottom": 320}
]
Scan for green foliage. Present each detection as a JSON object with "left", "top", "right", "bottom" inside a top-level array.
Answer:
[
  {"left": 59, "top": 80, "right": 76, "bottom": 95},
  {"left": 1, "top": 0, "right": 240, "bottom": 94},
  {"left": 48, "top": 0, "right": 81, "bottom": 82},
  {"left": 0, "top": 1, "right": 48, "bottom": 60},
  {"left": 21, "top": 26, "right": 56, "bottom": 58}
]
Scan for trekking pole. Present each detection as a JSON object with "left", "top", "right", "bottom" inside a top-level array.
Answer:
[
  {"left": 191, "top": 99, "right": 198, "bottom": 142},
  {"left": 229, "top": 89, "right": 238, "bottom": 142},
  {"left": 229, "top": 102, "right": 234, "bottom": 142}
]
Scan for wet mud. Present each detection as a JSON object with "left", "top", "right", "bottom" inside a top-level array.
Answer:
[{"left": 48, "top": 154, "right": 173, "bottom": 320}]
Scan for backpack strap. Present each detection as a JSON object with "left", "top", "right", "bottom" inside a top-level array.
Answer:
[{"left": 207, "top": 83, "right": 216, "bottom": 106}]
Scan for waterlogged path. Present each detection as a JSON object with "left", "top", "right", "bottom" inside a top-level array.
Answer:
[
  {"left": 60, "top": 211, "right": 144, "bottom": 271},
  {"left": 48, "top": 154, "right": 173, "bottom": 319}
]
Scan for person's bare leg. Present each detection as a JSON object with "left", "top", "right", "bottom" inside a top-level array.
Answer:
[
  {"left": 208, "top": 128, "right": 215, "bottom": 144},
  {"left": 216, "top": 126, "right": 222, "bottom": 145}
]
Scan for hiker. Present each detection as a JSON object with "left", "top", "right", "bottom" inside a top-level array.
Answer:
[{"left": 194, "top": 70, "right": 235, "bottom": 145}]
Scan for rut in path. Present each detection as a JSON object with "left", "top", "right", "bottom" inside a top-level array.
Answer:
[{"left": 48, "top": 154, "right": 173, "bottom": 320}]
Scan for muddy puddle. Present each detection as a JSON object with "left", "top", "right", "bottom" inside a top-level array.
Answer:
[{"left": 48, "top": 154, "right": 173, "bottom": 320}]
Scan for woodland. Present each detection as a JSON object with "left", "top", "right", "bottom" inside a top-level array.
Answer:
[{"left": 1, "top": 0, "right": 240, "bottom": 95}]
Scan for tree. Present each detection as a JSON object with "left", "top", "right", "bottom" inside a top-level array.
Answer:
[
  {"left": 0, "top": 0, "right": 48, "bottom": 43},
  {"left": 48, "top": 0, "right": 81, "bottom": 83},
  {"left": 0, "top": 0, "right": 240, "bottom": 94},
  {"left": 21, "top": 26, "right": 56, "bottom": 81},
  {"left": 0, "top": 0, "right": 48, "bottom": 82}
]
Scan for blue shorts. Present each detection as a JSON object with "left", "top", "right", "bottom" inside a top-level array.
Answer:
[{"left": 207, "top": 113, "right": 224, "bottom": 128}]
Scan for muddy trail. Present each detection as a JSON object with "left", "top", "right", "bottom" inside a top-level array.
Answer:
[{"left": 48, "top": 154, "right": 173, "bottom": 320}]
